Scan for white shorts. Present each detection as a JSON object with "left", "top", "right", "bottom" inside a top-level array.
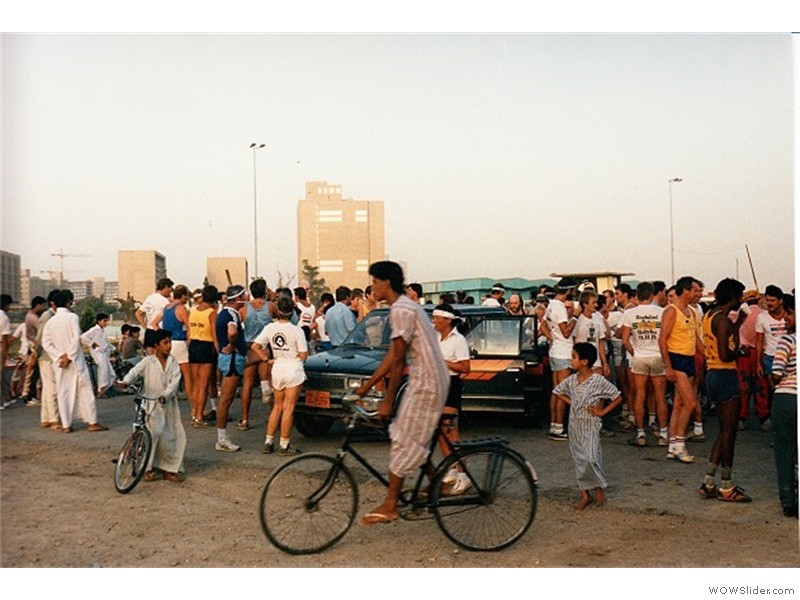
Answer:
[
  {"left": 170, "top": 340, "right": 189, "bottom": 365},
  {"left": 630, "top": 355, "right": 666, "bottom": 377},
  {"left": 270, "top": 360, "right": 306, "bottom": 390}
]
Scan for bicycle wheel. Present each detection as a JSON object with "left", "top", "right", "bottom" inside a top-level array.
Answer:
[
  {"left": 10, "top": 360, "right": 26, "bottom": 398},
  {"left": 431, "top": 446, "right": 537, "bottom": 551},
  {"left": 259, "top": 453, "right": 358, "bottom": 555},
  {"left": 114, "top": 428, "right": 152, "bottom": 494}
]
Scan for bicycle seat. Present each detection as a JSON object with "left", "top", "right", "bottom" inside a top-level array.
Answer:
[{"left": 451, "top": 437, "right": 507, "bottom": 449}]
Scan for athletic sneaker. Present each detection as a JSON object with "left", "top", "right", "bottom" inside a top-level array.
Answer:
[
  {"left": 548, "top": 431, "right": 568, "bottom": 441},
  {"left": 25, "top": 399, "right": 41, "bottom": 407},
  {"left": 717, "top": 485, "right": 752, "bottom": 502},
  {"left": 657, "top": 436, "right": 669, "bottom": 447},
  {"left": 698, "top": 483, "right": 719, "bottom": 499},
  {"left": 442, "top": 467, "right": 459, "bottom": 485},
  {"left": 215, "top": 438, "right": 241, "bottom": 452},
  {"left": 278, "top": 444, "right": 302, "bottom": 456},
  {"left": 627, "top": 435, "right": 646, "bottom": 447},
  {"left": 262, "top": 442, "right": 275, "bottom": 454},
  {"left": 262, "top": 388, "right": 274, "bottom": 405},
  {"left": 449, "top": 474, "right": 472, "bottom": 496}
]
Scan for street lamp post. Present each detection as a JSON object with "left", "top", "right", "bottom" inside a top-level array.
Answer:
[
  {"left": 668, "top": 177, "right": 683, "bottom": 283},
  {"left": 250, "top": 142, "right": 266, "bottom": 279}
]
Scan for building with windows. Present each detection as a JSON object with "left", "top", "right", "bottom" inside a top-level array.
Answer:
[
  {"left": 118, "top": 250, "right": 167, "bottom": 305},
  {"left": 206, "top": 257, "right": 249, "bottom": 291},
  {"left": 297, "top": 181, "right": 385, "bottom": 290},
  {"left": 1, "top": 250, "right": 21, "bottom": 302}
]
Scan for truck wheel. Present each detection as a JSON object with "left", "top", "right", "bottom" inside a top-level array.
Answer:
[{"left": 294, "top": 413, "right": 336, "bottom": 437}]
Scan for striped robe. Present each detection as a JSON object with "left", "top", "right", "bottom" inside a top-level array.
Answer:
[{"left": 554, "top": 373, "right": 620, "bottom": 490}]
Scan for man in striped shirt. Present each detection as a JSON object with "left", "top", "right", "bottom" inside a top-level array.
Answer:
[
  {"left": 356, "top": 261, "right": 450, "bottom": 525},
  {"left": 770, "top": 294, "right": 797, "bottom": 518}
]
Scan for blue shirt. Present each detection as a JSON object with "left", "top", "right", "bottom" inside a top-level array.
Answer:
[
  {"left": 324, "top": 302, "right": 357, "bottom": 347},
  {"left": 215, "top": 307, "right": 248, "bottom": 356}
]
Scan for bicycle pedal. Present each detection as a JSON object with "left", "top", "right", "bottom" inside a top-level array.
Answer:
[{"left": 398, "top": 506, "right": 433, "bottom": 521}]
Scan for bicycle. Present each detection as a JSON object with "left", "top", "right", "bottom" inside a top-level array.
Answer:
[
  {"left": 259, "top": 395, "right": 538, "bottom": 555},
  {"left": 113, "top": 382, "right": 159, "bottom": 494}
]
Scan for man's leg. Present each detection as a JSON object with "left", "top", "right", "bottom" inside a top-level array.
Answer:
[
  {"left": 668, "top": 372, "right": 697, "bottom": 461},
  {"left": 215, "top": 371, "right": 240, "bottom": 451},
  {"left": 360, "top": 473, "right": 404, "bottom": 524}
]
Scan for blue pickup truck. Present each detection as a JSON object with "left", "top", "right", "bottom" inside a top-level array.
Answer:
[{"left": 293, "top": 304, "right": 550, "bottom": 436}]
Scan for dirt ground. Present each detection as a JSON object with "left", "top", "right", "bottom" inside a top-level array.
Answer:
[{"left": 1, "top": 392, "right": 798, "bottom": 590}]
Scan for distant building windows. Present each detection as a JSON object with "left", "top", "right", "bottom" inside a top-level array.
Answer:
[
  {"left": 320, "top": 260, "right": 344, "bottom": 273},
  {"left": 318, "top": 210, "right": 343, "bottom": 223},
  {"left": 355, "top": 209, "right": 368, "bottom": 223},
  {"left": 356, "top": 259, "right": 369, "bottom": 272}
]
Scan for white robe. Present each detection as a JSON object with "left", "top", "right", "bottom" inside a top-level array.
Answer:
[
  {"left": 41, "top": 308, "right": 98, "bottom": 427},
  {"left": 80, "top": 324, "right": 115, "bottom": 392},
  {"left": 122, "top": 354, "right": 186, "bottom": 474}
]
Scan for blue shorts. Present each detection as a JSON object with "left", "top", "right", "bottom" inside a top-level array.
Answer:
[
  {"left": 763, "top": 355, "right": 774, "bottom": 375},
  {"left": 668, "top": 352, "right": 696, "bottom": 377},
  {"left": 550, "top": 356, "right": 572, "bottom": 372},
  {"left": 706, "top": 370, "right": 740, "bottom": 406},
  {"left": 218, "top": 353, "right": 246, "bottom": 377}
]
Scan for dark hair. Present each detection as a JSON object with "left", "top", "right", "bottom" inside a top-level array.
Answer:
[
  {"left": 201, "top": 285, "right": 219, "bottom": 304},
  {"left": 335, "top": 286, "right": 352, "bottom": 302},
  {"left": 226, "top": 284, "right": 245, "bottom": 301},
  {"left": 652, "top": 280, "right": 666, "bottom": 295},
  {"left": 320, "top": 292, "right": 334, "bottom": 307},
  {"left": 578, "top": 290, "right": 597, "bottom": 308},
  {"left": 157, "top": 278, "right": 174, "bottom": 291},
  {"left": 365, "top": 285, "right": 372, "bottom": 296},
  {"left": 0, "top": 294, "right": 12, "bottom": 310},
  {"left": 783, "top": 293, "right": 795, "bottom": 312},
  {"left": 369, "top": 261, "right": 405, "bottom": 295},
  {"left": 31, "top": 296, "right": 47, "bottom": 308},
  {"left": 464, "top": 296, "right": 475, "bottom": 304},
  {"left": 712, "top": 278, "right": 745, "bottom": 307},
  {"left": 573, "top": 342, "right": 597, "bottom": 366},
  {"left": 596, "top": 294, "right": 607, "bottom": 310},
  {"left": 675, "top": 276, "right": 698, "bottom": 296},
  {"left": 615, "top": 283, "right": 633, "bottom": 297},
  {"left": 294, "top": 286, "right": 307, "bottom": 301},
  {"left": 276, "top": 296, "right": 295, "bottom": 318},
  {"left": 121, "top": 324, "right": 131, "bottom": 335},
  {"left": 152, "top": 329, "right": 172, "bottom": 345},
  {"left": 96, "top": 313, "right": 110, "bottom": 323},
  {"left": 47, "top": 289, "right": 60, "bottom": 303},
  {"left": 351, "top": 288, "right": 364, "bottom": 299},
  {"left": 408, "top": 282, "right": 423, "bottom": 297},
  {"left": 636, "top": 282, "right": 654, "bottom": 302},
  {"left": 250, "top": 278, "right": 267, "bottom": 299},
  {"left": 439, "top": 292, "right": 456, "bottom": 305},
  {"left": 129, "top": 326, "right": 141, "bottom": 334},
  {"left": 276, "top": 287, "right": 293, "bottom": 299},
  {"left": 54, "top": 289, "right": 74, "bottom": 308},
  {"left": 173, "top": 285, "right": 189, "bottom": 300},
  {"left": 765, "top": 285, "right": 784, "bottom": 299}
]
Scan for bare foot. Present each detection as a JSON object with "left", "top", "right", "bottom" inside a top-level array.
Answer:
[
  {"left": 594, "top": 488, "right": 606, "bottom": 506},
  {"left": 359, "top": 504, "right": 400, "bottom": 525},
  {"left": 575, "top": 495, "right": 592, "bottom": 511}
]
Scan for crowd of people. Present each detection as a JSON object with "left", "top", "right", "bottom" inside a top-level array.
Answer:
[{"left": 0, "top": 268, "right": 796, "bottom": 522}]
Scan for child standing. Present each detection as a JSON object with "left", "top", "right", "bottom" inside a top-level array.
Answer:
[
  {"left": 81, "top": 313, "right": 115, "bottom": 397},
  {"left": 119, "top": 329, "right": 186, "bottom": 483},
  {"left": 553, "top": 342, "right": 623, "bottom": 510}
]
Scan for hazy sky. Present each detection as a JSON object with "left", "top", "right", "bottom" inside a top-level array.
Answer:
[{"left": 2, "top": 33, "right": 795, "bottom": 292}]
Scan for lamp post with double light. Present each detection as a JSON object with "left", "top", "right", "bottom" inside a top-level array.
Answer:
[
  {"left": 250, "top": 143, "right": 266, "bottom": 278},
  {"left": 668, "top": 177, "right": 683, "bottom": 283}
]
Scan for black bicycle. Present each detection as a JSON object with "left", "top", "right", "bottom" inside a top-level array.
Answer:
[
  {"left": 259, "top": 395, "right": 538, "bottom": 554},
  {"left": 113, "top": 382, "right": 158, "bottom": 494}
]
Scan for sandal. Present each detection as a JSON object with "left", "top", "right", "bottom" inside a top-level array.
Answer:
[
  {"left": 237, "top": 420, "right": 249, "bottom": 431},
  {"left": 61, "top": 426, "right": 73, "bottom": 433},
  {"left": 163, "top": 472, "right": 183, "bottom": 483},
  {"left": 88, "top": 423, "right": 109, "bottom": 432},
  {"left": 144, "top": 470, "right": 163, "bottom": 482}
]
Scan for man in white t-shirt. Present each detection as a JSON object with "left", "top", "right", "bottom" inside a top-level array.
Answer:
[
  {"left": 0, "top": 294, "right": 14, "bottom": 409},
  {"left": 573, "top": 290, "right": 609, "bottom": 376},
  {"left": 756, "top": 285, "right": 788, "bottom": 416},
  {"left": 293, "top": 286, "right": 316, "bottom": 339},
  {"left": 135, "top": 277, "right": 174, "bottom": 350},
  {"left": 545, "top": 277, "right": 578, "bottom": 440},
  {"left": 482, "top": 283, "right": 505, "bottom": 307},
  {"left": 621, "top": 282, "right": 668, "bottom": 447}
]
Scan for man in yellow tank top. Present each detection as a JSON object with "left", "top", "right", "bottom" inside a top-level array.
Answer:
[
  {"left": 659, "top": 276, "right": 705, "bottom": 463},
  {"left": 699, "top": 278, "right": 751, "bottom": 502}
]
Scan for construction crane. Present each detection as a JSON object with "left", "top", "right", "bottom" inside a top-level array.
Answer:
[{"left": 50, "top": 249, "right": 91, "bottom": 285}]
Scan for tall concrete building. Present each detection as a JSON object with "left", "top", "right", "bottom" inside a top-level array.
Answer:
[
  {"left": 118, "top": 250, "right": 167, "bottom": 304},
  {"left": 1, "top": 250, "right": 21, "bottom": 302},
  {"left": 297, "top": 181, "right": 385, "bottom": 290},
  {"left": 206, "top": 257, "right": 249, "bottom": 291}
]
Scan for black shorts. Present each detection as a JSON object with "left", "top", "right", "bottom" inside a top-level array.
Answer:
[
  {"left": 668, "top": 352, "right": 696, "bottom": 377},
  {"left": 444, "top": 376, "right": 463, "bottom": 411},
  {"left": 188, "top": 340, "right": 217, "bottom": 365},
  {"left": 706, "top": 369, "right": 740, "bottom": 405}
]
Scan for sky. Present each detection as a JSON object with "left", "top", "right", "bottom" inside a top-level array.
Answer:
[{"left": 1, "top": 33, "right": 796, "bottom": 294}]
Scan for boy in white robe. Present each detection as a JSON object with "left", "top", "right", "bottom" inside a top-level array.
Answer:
[
  {"left": 119, "top": 329, "right": 186, "bottom": 482},
  {"left": 80, "top": 313, "right": 115, "bottom": 397},
  {"left": 41, "top": 290, "right": 108, "bottom": 433}
]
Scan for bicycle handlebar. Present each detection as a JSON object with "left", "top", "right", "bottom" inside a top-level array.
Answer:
[{"left": 115, "top": 381, "right": 163, "bottom": 403}]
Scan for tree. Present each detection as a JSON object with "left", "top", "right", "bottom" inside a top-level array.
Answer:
[
  {"left": 301, "top": 260, "right": 330, "bottom": 307},
  {"left": 75, "top": 296, "right": 121, "bottom": 331}
]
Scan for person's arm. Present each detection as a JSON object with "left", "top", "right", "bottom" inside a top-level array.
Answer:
[
  {"left": 344, "top": 308, "right": 357, "bottom": 335},
  {"left": 446, "top": 358, "right": 471, "bottom": 374},
  {"left": 621, "top": 325, "right": 633, "bottom": 357},
  {"left": 209, "top": 309, "right": 218, "bottom": 353},
  {"left": 558, "top": 317, "right": 578, "bottom": 338},
  {"left": 163, "top": 358, "right": 182, "bottom": 399},
  {"left": 659, "top": 305, "right": 676, "bottom": 381},
  {"left": 81, "top": 327, "right": 98, "bottom": 350},
  {"left": 598, "top": 334, "right": 610, "bottom": 377},
  {"left": 380, "top": 336, "right": 408, "bottom": 420},
  {"left": 771, "top": 337, "right": 790, "bottom": 383},
  {"left": 589, "top": 393, "right": 623, "bottom": 417},
  {"left": 755, "top": 329, "right": 766, "bottom": 377},
  {"left": 119, "top": 356, "right": 149, "bottom": 388},
  {"left": 151, "top": 312, "right": 164, "bottom": 331},
  {"left": 135, "top": 305, "right": 148, "bottom": 329}
]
